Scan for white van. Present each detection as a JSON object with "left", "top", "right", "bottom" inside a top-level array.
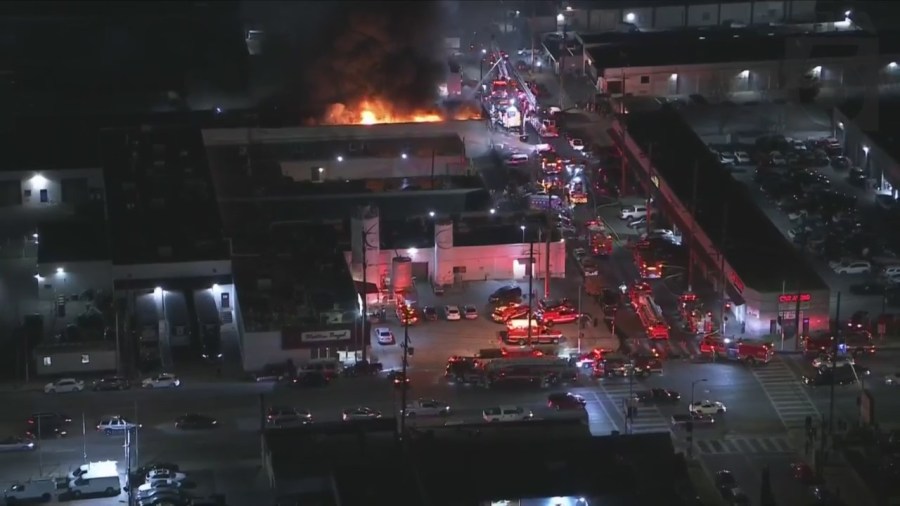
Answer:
[
  {"left": 4, "top": 479, "right": 57, "bottom": 502},
  {"left": 482, "top": 405, "right": 533, "bottom": 422},
  {"left": 505, "top": 153, "right": 529, "bottom": 166},
  {"left": 619, "top": 204, "right": 647, "bottom": 220},
  {"left": 68, "top": 475, "right": 120, "bottom": 498}
]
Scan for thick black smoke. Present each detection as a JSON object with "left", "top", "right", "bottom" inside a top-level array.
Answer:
[{"left": 305, "top": 1, "right": 449, "bottom": 112}]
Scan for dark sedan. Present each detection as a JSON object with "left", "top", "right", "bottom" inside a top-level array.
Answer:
[
  {"left": 635, "top": 388, "right": 680, "bottom": 404},
  {"left": 547, "top": 392, "right": 586, "bottom": 410},
  {"left": 25, "top": 421, "right": 67, "bottom": 439},
  {"left": 93, "top": 376, "right": 131, "bottom": 391},
  {"left": 292, "top": 372, "right": 330, "bottom": 387},
  {"left": 174, "top": 414, "right": 218, "bottom": 430}
]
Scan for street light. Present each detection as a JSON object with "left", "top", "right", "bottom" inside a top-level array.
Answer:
[
  {"left": 489, "top": 208, "right": 496, "bottom": 215},
  {"left": 520, "top": 224, "right": 526, "bottom": 243},
  {"left": 428, "top": 211, "right": 435, "bottom": 218},
  {"left": 688, "top": 378, "right": 708, "bottom": 460}
]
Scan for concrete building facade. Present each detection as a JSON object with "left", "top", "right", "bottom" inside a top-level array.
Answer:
[{"left": 833, "top": 102, "right": 900, "bottom": 199}]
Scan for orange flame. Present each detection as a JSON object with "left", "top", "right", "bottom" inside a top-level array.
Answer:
[{"left": 323, "top": 98, "right": 480, "bottom": 125}]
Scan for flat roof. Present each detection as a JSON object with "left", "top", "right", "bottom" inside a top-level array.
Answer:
[
  {"left": 587, "top": 30, "right": 895, "bottom": 69},
  {"left": 255, "top": 135, "right": 465, "bottom": 163},
  {"left": 233, "top": 225, "right": 356, "bottom": 333},
  {"left": 621, "top": 106, "right": 827, "bottom": 293},
  {"left": 264, "top": 420, "right": 694, "bottom": 505},
  {"left": 380, "top": 212, "right": 560, "bottom": 250},
  {"left": 37, "top": 221, "right": 109, "bottom": 264},
  {"left": 99, "top": 126, "right": 228, "bottom": 265}
]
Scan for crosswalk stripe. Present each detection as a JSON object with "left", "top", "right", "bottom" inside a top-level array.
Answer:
[
  {"left": 751, "top": 358, "right": 820, "bottom": 430},
  {"left": 694, "top": 436, "right": 794, "bottom": 455}
]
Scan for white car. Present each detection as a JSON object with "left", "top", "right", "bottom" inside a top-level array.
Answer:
[
  {"left": 404, "top": 399, "right": 451, "bottom": 417},
  {"left": 833, "top": 261, "right": 871, "bottom": 275},
  {"left": 533, "top": 143, "right": 553, "bottom": 154},
  {"left": 137, "top": 479, "right": 183, "bottom": 493},
  {"left": 581, "top": 258, "right": 599, "bottom": 277},
  {"left": 569, "top": 138, "right": 585, "bottom": 151},
  {"left": 342, "top": 407, "right": 381, "bottom": 421},
  {"left": 146, "top": 469, "right": 187, "bottom": 483},
  {"left": 44, "top": 378, "right": 84, "bottom": 394},
  {"left": 689, "top": 400, "right": 727, "bottom": 415},
  {"left": 718, "top": 151, "right": 736, "bottom": 165},
  {"left": 373, "top": 327, "right": 395, "bottom": 345},
  {"left": 735, "top": 151, "right": 751, "bottom": 164},
  {"left": 770, "top": 151, "right": 787, "bottom": 166},
  {"left": 142, "top": 373, "right": 181, "bottom": 388},
  {"left": 483, "top": 405, "right": 533, "bottom": 423},
  {"left": 96, "top": 416, "right": 139, "bottom": 434},
  {"left": 445, "top": 305, "right": 462, "bottom": 321},
  {"left": 812, "top": 356, "right": 855, "bottom": 368},
  {"left": 463, "top": 305, "right": 478, "bottom": 319},
  {"left": 619, "top": 205, "right": 647, "bottom": 220}
]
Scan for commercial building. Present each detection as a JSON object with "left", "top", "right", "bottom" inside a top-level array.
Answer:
[
  {"left": 261, "top": 420, "right": 699, "bottom": 505},
  {"left": 579, "top": 29, "right": 900, "bottom": 100},
  {"left": 833, "top": 99, "right": 900, "bottom": 200},
  {"left": 610, "top": 106, "right": 830, "bottom": 336},
  {"left": 534, "top": 0, "right": 820, "bottom": 34}
]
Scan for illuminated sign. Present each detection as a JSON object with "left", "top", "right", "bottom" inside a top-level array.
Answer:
[{"left": 778, "top": 293, "right": 811, "bottom": 303}]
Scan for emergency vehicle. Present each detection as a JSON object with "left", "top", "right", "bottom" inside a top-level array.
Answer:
[
  {"left": 630, "top": 289, "right": 669, "bottom": 339},
  {"left": 541, "top": 153, "right": 562, "bottom": 174},
  {"left": 501, "top": 106, "right": 522, "bottom": 131},
  {"left": 539, "top": 119, "right": 559, "bottom": 138},
  {"left": 699, "top": 335, "right": 774, "bottom": 364},
  {"left": 633, "top": 250, "right": 664, "bottom": 279},
  {"left": 678, "top": 292, "right": 715, "bottom": 334},
  {"left": 568, "top": 178, "right": 588, "bottom": 204},
  {"left": 484, "top": 357, "right": 577, "bottom": 386},
  {"left": 802, "top": 331, "right": 875, "bottom": 357},
  {"left": 587, "top": 221, "right": 613, "bottom": 257},
  {"left": 499, "top": 327, "right": 563, "bottom": 345},
  {"left": 491, "top": 80, "right": 509, "bottom": 98},
  {"left": 396, "top": 302, "right": 419, "bottom": 325},
  {"left": 537, "top": 304, "right": 579, "bottom": 324},
  {"left": 491, "top": 304, "right": 530, "bottom": 323}
]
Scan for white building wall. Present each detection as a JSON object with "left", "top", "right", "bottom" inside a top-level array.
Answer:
[
  {"left": 686, "top": 4, "right": 720, "bottom": 26},
  {"left": 280, "top": 156, "right": 467, "bottom": 182},
  {"left": 35, "top": 261, "right": 114, "bottom": 336},
  {"left": 721, "top": 3, "right": 753, "bottom": 25},
  {"left": 655, "top": 6, "right": 686, "bottom": 29},
  {"left": 113, "top": 260, "right": 231, "bottom": 281},
  {"left": 753, "top": 1, "right": 787, "bottom": 24}
]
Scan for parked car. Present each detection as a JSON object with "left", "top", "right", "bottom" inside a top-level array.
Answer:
[
  {"left": 373, "top": 327, "right": 395, "bottom": 345},
  {"left": 142, "top": 373, "right": 181, "bottom": 388},
  {"left": 635, "top": 388, "right": 681, "bottom": 404},
  {"left": 569, "top": 138, "right": 585, "bottom": 151},
  {"left": 93, "top": 376, "right": 131, "bottom": 391},
  {"left": 619, "top": 205, "right": 647, "bottom": 220},
  {"left": 266, "top": 407, "right": 312, "bottom": 427},
  {"left": 423, "top": 306, "right": 438, "bottom": 321},
  {"left": 832, "top": 260, "right": 872, "bottom": 275},
  {"left": 0, "top": 436, "right": 35, "bottom": 452},
  {"left": 174, "top": 413, "right": 218, "bottom": 430},
  {"left": 463, "top": 305, "right": 479, "bottom": 319},
  {"left": 341, "top": 407, "right": 382, "bottom": 421},
  {"left": 546, "top": 392, "right": 586, "bottom": 410},
  {"left": 444, "top": 305, "right": 462, "bottom": 321},
  {"left": 44, "top": 378, "right": 84, "bottom": 394},
  {"left": 96, "top": 416, "right": 139, "bottom": 435},
  {"left": 404, "top": 399, "right": 451, "bottom": 417},
  {"left": 689, "top": 400, "right": 727, "bottom": 415}
]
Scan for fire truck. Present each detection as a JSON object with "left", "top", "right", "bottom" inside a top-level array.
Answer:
[
  {"left": 803, "top": 331, "right": 876, "bottom": 357},
  {"left": 396, "top": 302, "right": 419, "bottom": 325},
  {"left": 539, "top": 119, "right": 559, "bottom": 138},
  {"left": 633, "top": 250, "right": 664, "bottom": 279},
  {"left": 491, "top": 80, "right": 509, "bottom": 98},
  {"left": 498, "top": 328, "right": 563, "bottom": 345},
  {"left": 699, "top": 334, "right": 774, "bottom": 365},
  {"left": 587, "top": 221, "right": 613, "bottom": 257},
  {"left": 630, "top": 289, "right": 669, "bottom": 340},
  {"left": 491, "top": 304, "right": 530, "bottom": 323},
  {"left": 678, "top": 292, "right": 715, "bottom": 334}
]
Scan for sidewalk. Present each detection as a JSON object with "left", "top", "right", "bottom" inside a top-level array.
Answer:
[{"left": 789, "top": 429, "right": 879, "bottom": 506}]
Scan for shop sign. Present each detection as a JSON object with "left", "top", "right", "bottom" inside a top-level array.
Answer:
[
  {"left": 779, "top": 293, "right": 811, "bottom": 303},
  {"left": 301, "top": 329, "right": 351, "bottom": 343}
]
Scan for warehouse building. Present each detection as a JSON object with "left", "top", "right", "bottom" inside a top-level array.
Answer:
[{"left": 611, "top": 106, "right": 830, "bottom": 336}]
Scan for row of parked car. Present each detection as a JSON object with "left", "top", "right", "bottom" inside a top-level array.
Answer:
[{"left": 44, "top": 373, "right": 182, "bottom": 394}]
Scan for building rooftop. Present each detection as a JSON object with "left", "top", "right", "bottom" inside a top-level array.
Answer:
[
  {"left": 380, "top": 212, "right": 561, "bottom": 250},
  {"left": 587, "top": 29, "right": 896, "bottom": 69},
  {"left": 257, "top": 134, "right": 465, "bottom": 163},
  {"left": 99, "top": 126, "right": 228, "bottom": 265},
  {"left": 839, "top": 98, "right": 900, "bottom": 177},
  {"left": 263, "top": 420, "right": 697, "bottom": 506},
  {"left": 620, "top": 106, "right": 827, "bottom": 293},
  {"left": 37, "top": 221, "right": 109, "bottom": 265},
  {"left": 233, "top": 225, "right": 356, "bottom": 333}
]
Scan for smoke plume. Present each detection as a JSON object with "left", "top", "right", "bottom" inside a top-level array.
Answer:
[{"left": 305, "top": 1, "right": 449, "bottom": 113}]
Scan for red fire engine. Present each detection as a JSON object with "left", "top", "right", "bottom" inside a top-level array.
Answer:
[
  {"left": 587, "top": 221, "right": 613, "bottom": 257},
  {"left": 802, "top": 331, "right": 875, "bottom": 357},
  {"left": 699, "top": 334, "right": 774, "bottom": 364},
  {"left": 633, "top": 250, "right": 664, "bottom": 279},
  {"left": 678, "top": 292, "right": 714, "bottom": 334},
  {"left": 540, "top": 119, "right": 559, "bottom": 138},
  {"left": 498, "top": 327, "right": 563, "bottom": 345},
  {"left": 630, "top": 288, "right": 669, "bottom": 340}
]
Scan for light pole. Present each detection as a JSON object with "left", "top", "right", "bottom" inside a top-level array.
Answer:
[
  {"left": 688, "top": 378, "right": 708, "bottom": 460},
  {"left": 577, "top": 281, "right": 583, "bottom": 353},
  {"left": 520, "top": 224, "right": 526, "bottom": 243},
  {"left": 399, "top": 316, "right": 411, "bottom": 438}
]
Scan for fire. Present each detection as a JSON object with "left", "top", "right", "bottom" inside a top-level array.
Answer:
[{"left": 323, "top": 98, "right": 479, "bottom": 125}]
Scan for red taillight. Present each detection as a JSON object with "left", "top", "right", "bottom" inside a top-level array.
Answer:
[
  {"left": 548, "top": 401, "right": 553, "bottom": 407},
  {"left": 27, "top": 419, "right": 34, "bottom": 425}
]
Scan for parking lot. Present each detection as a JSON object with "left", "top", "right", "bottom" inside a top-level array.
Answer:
[{"left": 689, "top": 104, "right": 900, "bottom": 326}]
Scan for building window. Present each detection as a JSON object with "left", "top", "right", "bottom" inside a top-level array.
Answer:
[
  {"left": 24, "top": 189, "right": 31, "bottom": 198},
  {"left": 768, "top": 8, "right": 777, "bottom": 18},
  {"left": 640, "top": 75, "right": 650, "bottom": 84},
  {"left": 701, "top": 11, "right": 711, "bottom": 21},
  {"left": 311, "top": 347, "right": 337, "bottom": 360},
  {"left": 81, "top": 354, "right": 90, "bottom": 364},
  {"left": 452, "top": 266, "right": 467, "bottom": 274},
  {"left": 40, "top": 189, "right": 49, "bottom": 202},
  {"left": 43, "top": 356, "right": 51, "bottom": 366}
]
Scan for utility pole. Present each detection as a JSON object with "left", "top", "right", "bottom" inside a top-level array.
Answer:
[
  {"left": 527, "top": 238, "right": 535, "bottom": 347},
  {"left": 794, "top": 234, "right": 809, "bottom": 346},
  {"left": 577, "top": 281, "right": 584, "bottom": 353},
  {"left": 115, "top": 305, "right": 121, "bottom": 375},
  {"left": 645, "top": 143, "right": 654, "bottom": 237},
  {"left": 361, "top": 229, "right": 369, "bottom": 364},
  {"left": 719, "top": 203, "right": 729, "bottom": 334},
  {"left": 687, "top": 161, "right": 699, "bottom": 292},
  {"left": 544, "top": 226, "right": 551, "bottom": 299},
  {"left": 81, "top": 412, "right": 87, "bottom": 463},
  {"left": 37, "top": 417, "right": 43, "bottom": 476},
  {"left": 133, "top": 401, "right": 139, "bottom": 466},
  {"left": 829, "top": 292, "right": 840, "bottom": 438},
  {"left": 620, "top": 145, "right": 628, "bottom": 198},
  {"left": 399, "top": 316, "right": 411, "bottom": 438}
]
